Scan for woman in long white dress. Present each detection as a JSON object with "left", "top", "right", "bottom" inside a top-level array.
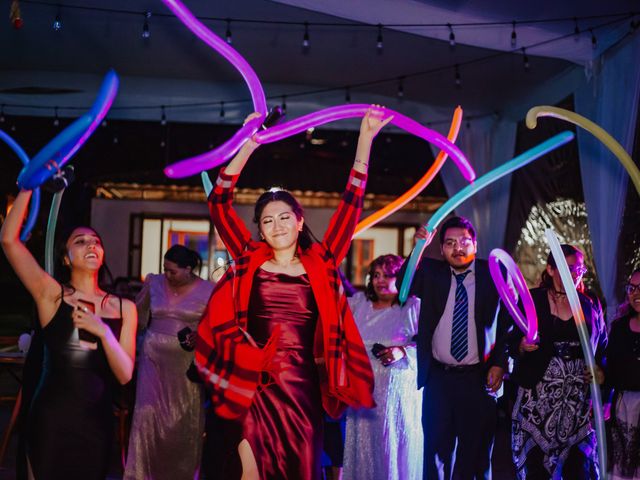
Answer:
[{"left": 343, "top": 254, "right": 423, "bottom": 480}]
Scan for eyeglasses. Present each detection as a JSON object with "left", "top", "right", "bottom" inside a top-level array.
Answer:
[
  {"left": 443, "top": 237, "right": 474, "bottom": 249},
  {"left": 626, "top": 282, "right": 640, "bottom": 295},
  {"left": 568, "top": 265, "right": 588, "bottom": 277}
]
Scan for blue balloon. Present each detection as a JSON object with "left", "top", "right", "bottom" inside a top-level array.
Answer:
[
  {"left": 398, "top": 130, "right": 575, "bottom": 303},
  {"left": 201, "top": 171, "right": 214, "bottom": 198},
  {"left": 17, "top": 70, "right": 119, "bottom": 190},
  {"left": 0, "top": 129, "right": 40, "bottom": 241}
]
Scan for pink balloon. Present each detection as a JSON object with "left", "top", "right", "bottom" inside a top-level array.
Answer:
[
  {"left": 160, "top": 0, "right": 475, "bottom": 184},
  {"left": 488, "top": 248, "right": 538, "bottom": 343}
]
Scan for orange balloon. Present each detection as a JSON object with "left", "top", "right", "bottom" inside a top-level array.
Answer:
[{"left": 354, "top": 106, "right": 464, "bottom": 236}]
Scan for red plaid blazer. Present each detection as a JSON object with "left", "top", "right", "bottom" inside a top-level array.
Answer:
[{"left": 195, "top": 167, "right": 375, "bottom": 419}]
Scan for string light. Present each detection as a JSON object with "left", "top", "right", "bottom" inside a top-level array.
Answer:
[
  {"left": 142, "top": 11, "right": 151, "bottom": 39},
  {"left": 101, "top": 119, "right": 107, "bottom": 127},
  {"left": 53, "top": 107, "right": 59, "bottom": 126},
  {"left": 0, "top": 10, "right": 631, "bottom": 121},
  {"left": 225, "top": 18, "right": 232, "bottom": 44},
  {"left": 376, "top": 24, "right": 383, "bottom": 54},
  {"left": 448, "top": 23, "right": 456, "bottom": 48},
  {"left": 522, "top": 48, "right": 530, "bottom": 71},
  {"left": 160, "top": 105, "right": 167, "bottom": 126},
  {"left": 52, "top": 11, "right": 62, "bottom": 31},
  {"left": 397, "top": 77, "right": 404, "bottom": 99},
  {"left": 454, "top": 64, "right": 461, "bottom": 88},
  {"left": 590, "top": 29, "right": 597, "bottom": 49},
  {"left": 302, "top": 21, "right": 310, "bottom": 53},
  {"left": 219, "top": 101, "right": 225, "bottom": 118},
  {"left": 511, "top": 21, "right": 517, "bottom": 47}
]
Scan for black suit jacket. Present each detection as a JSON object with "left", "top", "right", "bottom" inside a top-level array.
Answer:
[{"left": 397, "top": 257, "right": 510, "bottom": 389}]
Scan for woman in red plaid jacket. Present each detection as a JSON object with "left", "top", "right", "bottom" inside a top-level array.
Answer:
[{"left": 196, "top": 106, "right": 392, "bottom": 479}]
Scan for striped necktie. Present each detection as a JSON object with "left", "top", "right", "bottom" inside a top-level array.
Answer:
[{"left": 450, "top": 270, "right": 471, "bottom": 362}]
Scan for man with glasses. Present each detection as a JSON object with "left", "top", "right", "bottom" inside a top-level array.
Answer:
[{"left": 398, "top": 216, "right": 509, "bottom": 480}]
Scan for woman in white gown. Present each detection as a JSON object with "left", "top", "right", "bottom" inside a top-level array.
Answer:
[{"left": 343, "top": 254, "right": 423, "bottom": 480}]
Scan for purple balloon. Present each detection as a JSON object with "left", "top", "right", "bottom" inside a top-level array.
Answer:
[
  {"left": 160, "top": 0, "right": 475, "bottom": 183},
  {"left": 488, "top": 248, "right": 538, "bottom": 343},
  {"left": 162, "top": 0, "right": 267, "bottom": 116}
]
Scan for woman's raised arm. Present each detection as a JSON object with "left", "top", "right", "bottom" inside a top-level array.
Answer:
[{"left": 0, "top": 190, "right": 59, "bottom": 308}]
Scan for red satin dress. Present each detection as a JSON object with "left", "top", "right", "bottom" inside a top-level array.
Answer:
[{"left": 242, "top": 267, "right": 323, "bottom": 480}]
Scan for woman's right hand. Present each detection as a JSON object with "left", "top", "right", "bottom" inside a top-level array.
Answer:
[
  {"left": 241, "top": 112, "right": 263, "bottom": 151},
  {"left": 518, "top": 336, "right": 539, "bottom": 354}
]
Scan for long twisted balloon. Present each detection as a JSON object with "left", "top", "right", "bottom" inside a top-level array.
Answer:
[
  {"left": 398, "top": 131, "right": 575, "bottom": 303},
  {"left": 0, "top": 130, "right": 40, "bottom": 241},
  {"left": 527, "top": 106, "right": 640, "bottom": 195},
  {"left": 545, "top": 228, "right": 607, "bottom": 479},
  {"left": 160, "top": 0, "right": 475, "bottom": 186}
]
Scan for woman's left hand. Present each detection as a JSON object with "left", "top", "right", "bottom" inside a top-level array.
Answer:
[
  {"left": 360, "top": 105, "right": 393, "bottom": 139},
  {"left": 72, "top": 305, "right": 107, "bottom": 339},
  {"left": 377, "top": 346, "right": 406, "bottom": 366}
]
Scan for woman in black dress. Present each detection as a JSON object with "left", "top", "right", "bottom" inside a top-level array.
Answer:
[
  {"left": 509, "top": 244, "right": 607, "bottom": 479},
  {"left": 0, "top": 190, "right": 137, "bottom": 479},
  {"left": 606, "top": 269, "right": 640, "bottom": 479}
]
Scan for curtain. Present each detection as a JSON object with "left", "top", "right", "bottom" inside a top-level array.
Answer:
[{"left": 574, "top": 32, "right": 640, "bottom": 319}]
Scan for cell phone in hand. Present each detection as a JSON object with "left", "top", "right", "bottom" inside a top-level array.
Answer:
[
  {"left": 371, "top": 343, "right": 387, "bottom": 358},
  {"left": 177, "top": 326, "right": 195, "bottom": 352},
  {"left": 77, "top": 299, "right": 99, "bottom": 344}
]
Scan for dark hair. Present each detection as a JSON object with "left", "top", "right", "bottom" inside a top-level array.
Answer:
[
  {"left": 253, "top": 189, "right": 318, "bottom": 250},
  {"left": 617, "top": 269, "right": 640, "bottom": 317},
  {"left": 54, "top": 225, "right": 113, "bottom": 302},
  {"left": 365, "top": 254, "right": 403, "bottom": 303},
  {"left": 164, "top": 244, "right": 202, "bottom": 272},
  {"left": 439, "top": 216, "right": 476, "bottom": 245},
  {"left": 539, "top": 244, "right": 584, "bottom": 290}
]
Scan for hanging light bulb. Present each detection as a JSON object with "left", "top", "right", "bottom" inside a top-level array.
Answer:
[
  {"left": 142, "top": 11, "right": 151, "bottom": 39},
  {"left": 0, "top": 105, "right": 5, "bottom": 124},
  {"left": 448, "top": 23, "right": 456, "bottom": 48},
  {"left": 511, "top": 21, "right": 517, "bottom": 47},
  {"left": 225, "top": 18, "right": 232, "bottom": 44},
  {"left": 160, "top": 106, "right": 167, "bottom": 126},
  {"left": 302, "top": 22, "right": 310, "bottom": 53},
  {"left": 53, "top": 11, "right": 62, "bottom": 31},
  {"left": 590, "top": 29, "right": 597, "bottom": 50},
  {"left": 454, "top": 65, "right": 461, "bottom": 88},
  {"left": 574, "top": 18, "right": 580, "bottom": 41},
  {"left": 53, "top": 107, "right": 60, "bottom": 127},
  {"left": 281, "top": 96, "right": 287, "bottom": 115},
  {"left": 376, "top": 24, "right": 383, "bottom": 54},
  {"left": 220, "top": 102, "right": 225, "bottom": 118},
  {"left": 522, "top": 48, "right": 530, "bottom": 71},
  {"left": 397, "top": 77, "right": 404, "bottom": 99},
  {"left": 345, "top": 87, "right": 351, "bottom": 103}
]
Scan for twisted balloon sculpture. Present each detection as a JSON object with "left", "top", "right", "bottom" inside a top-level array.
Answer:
[
  {"left": 398, "top": 131, "right": 575, "bottom": 303},
  {"left": 545, "top": 228, "right": 607, "bottom": 479},
  {"left": 160, "top": 0, "right": 475, "bottom": 204},
  {"left": 0, "top": 130, "right": 40, "bottom": 241},
  {"left": 2, "top": 70, "right": 118, "bottom": 241},
  {"left": 17, "top": 70, "right": 118, "bottom": 190},
  {"left": 527, "top": 106, "right": 640, "bottom": 195}
]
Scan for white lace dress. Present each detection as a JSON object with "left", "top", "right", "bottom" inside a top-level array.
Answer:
[{"left": 343, "top": 292, "right": 423, "bottom": 480}]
